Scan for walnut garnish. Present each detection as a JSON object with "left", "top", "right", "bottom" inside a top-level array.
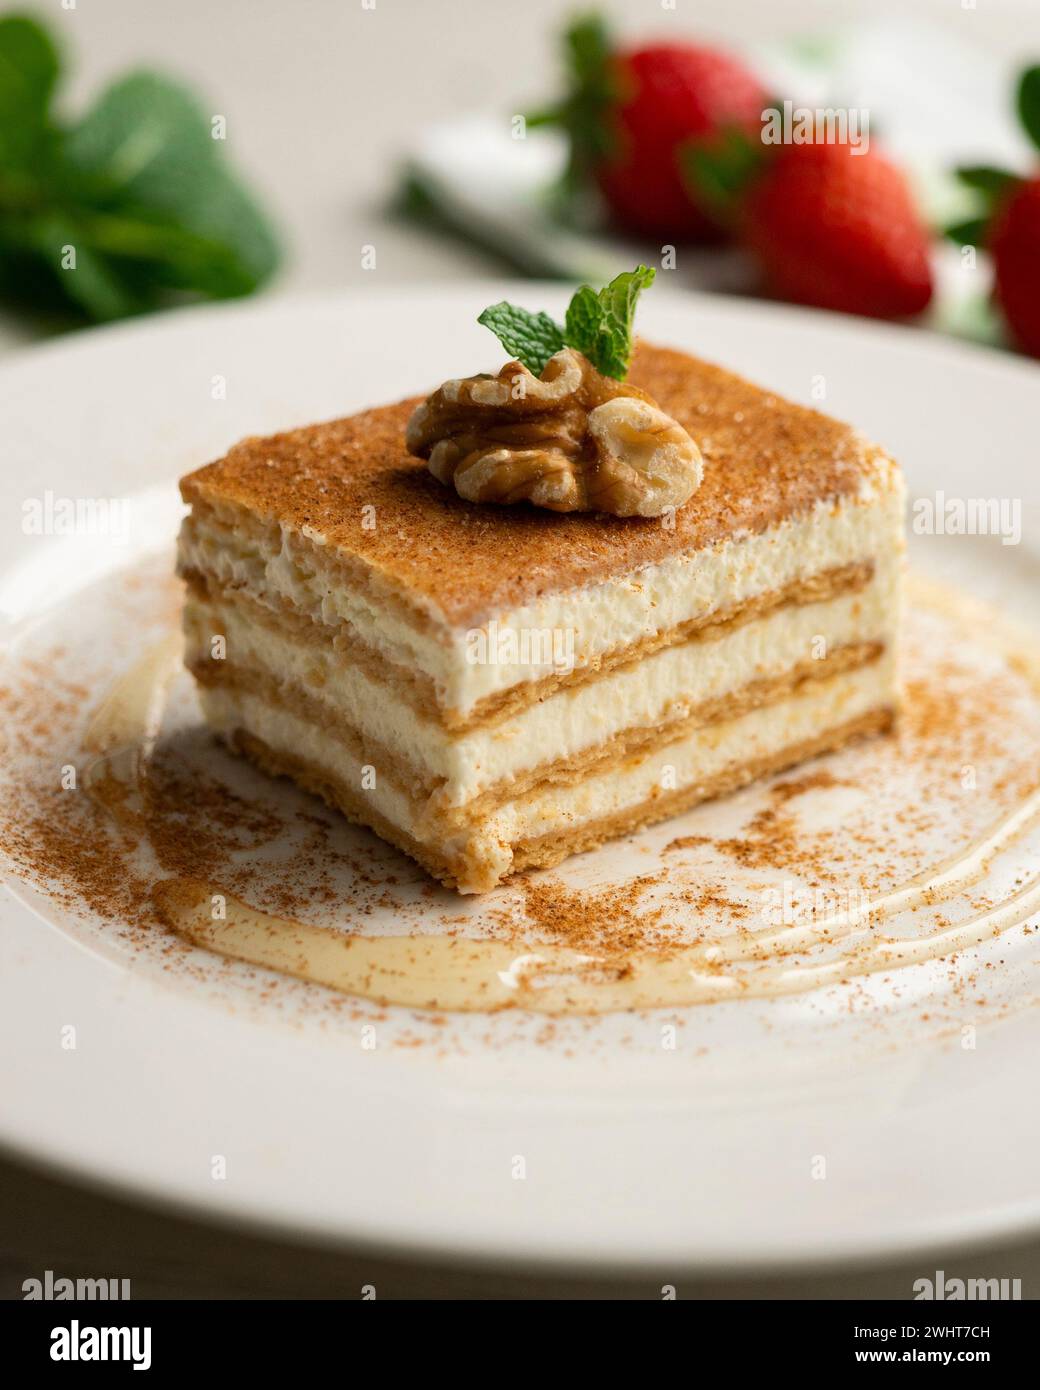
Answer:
[{"left": 405, "top": 348, "right": 704, "bottom": 518}]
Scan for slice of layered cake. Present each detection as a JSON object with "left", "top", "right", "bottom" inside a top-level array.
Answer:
[{"left": 177, "top": 273, "right": 903, "bottom": 892}]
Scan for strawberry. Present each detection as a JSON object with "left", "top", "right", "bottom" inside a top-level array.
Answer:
[
  {"left": 949, "top": 67, "right": 1040, "bottom": 357},
  {"left": 991, "top": 178, "right": 1040, "bottom": 355},
  {"left": 734, "top": 142, "right": 934, "bottom": 319},
  {"left": 530, "top": 15, "right": 767, "bottom": 241}
]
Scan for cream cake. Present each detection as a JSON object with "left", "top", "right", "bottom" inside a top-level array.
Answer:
[{"left": 177, "top": 340, "right": 904, "bottom": 893}]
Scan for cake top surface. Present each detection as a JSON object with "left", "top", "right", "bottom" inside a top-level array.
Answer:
[{"left": 181, "top": 341, "right": 895, "bottom": 626}]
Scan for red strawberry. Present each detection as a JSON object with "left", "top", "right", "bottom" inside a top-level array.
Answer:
[
  {"left": 991, "top": 177, "right": 1040, "bottom": 356},
  {"left": 531, "top": 16, "right": 767, "bottom": 241},
  {"left": 735, "top": 142, "right": 933, "bottom": 319},
  {"left": 597, "top": 44, "right": 767, "bottom": 239},
  {"left": 951, "top": 67, "right": 1040, "bottom": 357}
]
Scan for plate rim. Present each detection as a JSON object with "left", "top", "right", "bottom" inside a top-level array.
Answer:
[{"left": 3, "top": 283, "right": 1039, "bottom": 1274}]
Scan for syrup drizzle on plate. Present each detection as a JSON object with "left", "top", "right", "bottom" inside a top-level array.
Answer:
[{"left": 82, "top": 577, "right": 1040, "bottom": 1016}]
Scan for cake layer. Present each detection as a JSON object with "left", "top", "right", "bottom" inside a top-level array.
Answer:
[
  {"left": 184, "top": 575, "right": 895, "bottom": 809},
  {"left": 178, "top": 479, "right": 902, "bottom": 721},
  {"left": 179, "top": 342, "right": 899, "bottom": 634},
  {"left": 178, "top": 340, "right": 906, "bottom": 894},
  {"left": 198, "top": 657, "right": 896, "bottom": 891}
]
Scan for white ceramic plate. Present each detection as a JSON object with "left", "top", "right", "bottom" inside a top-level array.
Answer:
[{"left": 2, "top": 286, "right": 1039, "bottom": 1273}]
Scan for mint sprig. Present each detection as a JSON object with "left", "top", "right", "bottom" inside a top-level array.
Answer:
[
  {"left": 476, "top": 302, "right": 564, "bottom": 376},
  {"left": 478, "top": 265, "right": 656, "bottom": 380},
  {"left": 0, "top": 14, "right": 280, "bottom": 323},
  {"left": 564, "top": 265, "right": 654, "bottom": 379}
]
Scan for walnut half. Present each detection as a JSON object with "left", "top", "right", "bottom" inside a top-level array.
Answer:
[{"left": 405, "top": 348, "right": 704, "bottom": 518}]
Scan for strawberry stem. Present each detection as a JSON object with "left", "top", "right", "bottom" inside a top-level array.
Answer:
[
  {"left": 951, "top": 164, "right": 1023, "bottom": 244},
  {"left": 680, "top": 125, "right": 765, "bottom": 223},
  {"left": 956, "top": 165, "right": 1018, "bottom": 197},
  {"left": 944, "top": 215, "right": 990, "bottom": 248},
  {"left": 1018, "top": 66, "right": 1040, "bottom": 153},
  {"left": 525, "top": 13, "right": 620, "bottom": 197}
]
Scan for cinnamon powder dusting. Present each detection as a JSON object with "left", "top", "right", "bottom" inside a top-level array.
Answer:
[
  {"left": 520, "top": 875, "right": 668, "bottom": 954},
  {"left": 2, "top": 566, "right": 1040, "bottom": 1038}
]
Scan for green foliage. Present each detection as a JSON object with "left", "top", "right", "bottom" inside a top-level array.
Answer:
[
  {"left": 944, "top": 215, "right": 989, "bottom": 248},
  {"left": 563, "top": 264, "right": 654, "bottom": 379},
  {"left": 681, "top": 126, "right": 765, "bottom": 219},
  {"left": 945, "top": 66, "right": 1040, "bottom": 244},
  {"left": 476, "top": 302, "right": 565, "bottom": 376},
  {"left": 955, "top": 165, "right": 1017, "bottom": 198},
  {"left": 0, "top": 13, "right": 280, "bottom": 322},
  {"left": 1018, "top": 65, "right": 1040, "bottom": 153},
  {"left": 526, "top": 12, "right": 619, "bottom": 197},
  {"left": 478, "top": 265, "right": 656, "bottom": 380}
]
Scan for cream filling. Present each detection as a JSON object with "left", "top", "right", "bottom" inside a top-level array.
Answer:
[
  {"left": 178, "top": 475, "right": 904, "bottom": 717},
  {"left": 486, "top": 654, "right": 896, "bottom": 848},
  {"left": 185, "top": 568, "right": 898, "bottom": 806},
  {"left": 198, "top": 657, "right": 895, "bottom": 890}
]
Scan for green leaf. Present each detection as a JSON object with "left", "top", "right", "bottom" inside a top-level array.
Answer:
[
  {"left": 477, "top": 301, "right": 565, "bottom": 374},
  {"left": 955, "top": 165, "right": 1017, "bottom": 197},
  {"left": 944, "top": 216, "right": 990, "bottom": 248},
  {"left": 0, "top": 21, "right": 285, "bottom": 325},
  {"left": 523, "top": 106, "right": 562, "bottom": 130},
  {"left": 64, "top": 72, "right": 280, "bottom": 294},
  {"left": 82, "top": 209, "right": 268, "bottom": 296},
  {"left": 949, "top": 166, "right": 1022, "bottom": 247},
  {"left": 1018, "top": 65, "right": 1040, "bottom": 153},
  {"left": 478, "top": 265, "right": 657, "bottom": 381},
  {"left": 565, "top": 12, "right": 613, "bottom": 91},
  {"left": 563, "top": 264, "right": 655, "bottom": 379},
  {"left": 562, "top": 283, "right": 600, "bottom": 357},
  {"left": 682, "top": 126, "right": 764, "bottom": 219},
  {"left": 526, "top": 12, "right": 618, "bottom": 200},
  {"left": 30, "top": 214, "right": 146, "bottom": 319},
  {"left": 0, "top": 14, "right": 60, "bottom": 168}
]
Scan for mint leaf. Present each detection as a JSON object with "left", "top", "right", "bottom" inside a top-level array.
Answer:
[
  {"left": 0, "top": 15, "right": 59, "bottom": 169},
  {"left": 31, "top": 213, "right": 146, "bottom": 319},
  {"left": 477, "top": 266, "right": 656, "bottom": 382},
  {"left": 596, "top": 264, "right": 655, "bottom": 367},
  {"left": 477, "top": 301, "right": 565, "bottom": 374},
  {"left": 1018, "top": 66, "right": 1040, "bottom": 153},
  {"left": 563, "top": 264, "right": 654, "bottom": 379},
  {"left": 562, "top": 283, "right": 600, "bottom": 357},
  {"left": 0, "top": 18, "right": 282, "bottom": 325},
  {"left": 30, "top": 207, "right": 269, "bottom": 319},
  {"left": 65, "top": 72, "right": 280, "bottom": 294}
]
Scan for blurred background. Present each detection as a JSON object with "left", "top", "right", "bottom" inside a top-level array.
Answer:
[
  {"left": 2, "top": 0, "right": 1039, "bottom": 1299},
  {"left": 0, "top": 0, "right": 1039, "bottom": 356}
]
